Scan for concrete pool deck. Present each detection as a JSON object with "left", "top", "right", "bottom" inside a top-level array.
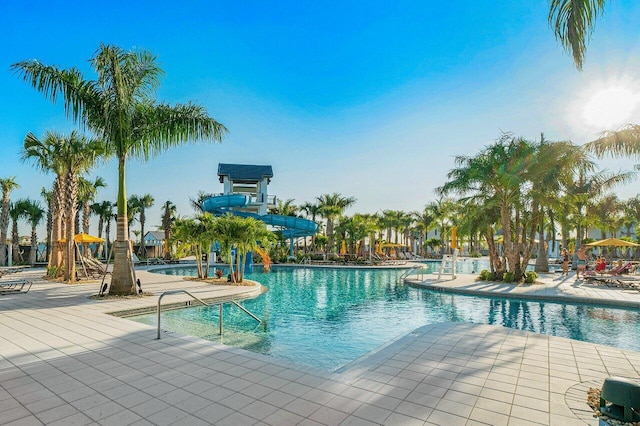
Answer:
[{"left": 2, "top": 267, "right": 640, "bottom": 425}]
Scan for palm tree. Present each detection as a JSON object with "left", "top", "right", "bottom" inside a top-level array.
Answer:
[
  {"left": 40, "top": 187, "right": 53, "bottom": 262},
  {"left": 91, "top": 200, "right": 113, "bottom": 258},
  {"left": 21, "top": 133, "right": 64, "bottom": 272},
  {"left": 414, "top": 208, "right": 435, "bottom": 257},
  {"left": 130, "top": 194, "right": 154, "bottom": 258},
  {"left": 0, "top": 177, "right": 19, "bottom": 266},
  {"left": 161, "top": 201, "right": 177, "bottom": 259},
  {"left": 22, "top": 131, "right": 102, "bottom": 280},
  {"left": 13, "top": 43, "right": 227, "bottom": 295},
  {"left": 172, "top": 214, "right": 217, "bottom": 279},
  {"left": 300, "top": 202, "right": 321, "bottom": 253},
  {"left": 439, "top": 135, "right": 537, "bottom": 278},
  {"left": 190, "top": 191, "right": 215, "bottom": 213},
  {"left": 316, "top": 193, "right": 356, "bottom": 254},
  {"left": 10, "top": 200, "right": 31, "bottom": 264},
  {"left": 21, "top": 199, "right": 45, "bottom": 265},
  {"left": 78, "top": 176, "right": 106, "bottom": 256},
  {"left": 273, "top": 199, "right": 298, "bottom": 216},
  {"left": 548, "top": 0, "right": 607, "bottom": 70}
]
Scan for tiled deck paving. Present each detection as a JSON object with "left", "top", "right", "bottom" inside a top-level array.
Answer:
[{"left": 2, "top": 266, "right": 640, "bottom": 425}]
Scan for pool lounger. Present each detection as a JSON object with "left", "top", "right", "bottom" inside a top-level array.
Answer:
[{"left": 0, "top": 279, "right": 32, "bottom": 295}]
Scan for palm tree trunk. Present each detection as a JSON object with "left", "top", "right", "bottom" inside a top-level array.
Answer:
[
  {"left": 49, "top": 178, "right": 64, "bottom": 275},
  {"left": 110, "top": 157, "right": 135, "bottom": 295},
  {"left": 45, "top": 197, "right": 52, "bottom": 262},
  {"left": 64, "top": 171, "right": 79, "bottom": 281},
  {"left": 11, "top": 218, "right": 20, "bottom": 264},
  {"left": 30, "top": 226, "right": 37, "bottom": 266},
  {"left": 140, "top": 209, "right": 146, "bottom": 257},
  {"left": 82, "top": 201, "right": 90, "bottom": 256},
  {"left": 0, "top": 196, "right": 10, "bottom": 267}
]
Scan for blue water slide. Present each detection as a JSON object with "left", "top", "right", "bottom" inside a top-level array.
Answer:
[{"left": 201, "top": 194, "right": 318, "bottom": 238}]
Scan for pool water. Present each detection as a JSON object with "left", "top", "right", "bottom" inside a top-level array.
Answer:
[{"left": 128, "top": 266, "right": 640, "bottom": 371}]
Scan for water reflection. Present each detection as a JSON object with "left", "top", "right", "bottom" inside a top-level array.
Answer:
[{"left": 137, "top": 266, "right": 640, "bottom": 371}]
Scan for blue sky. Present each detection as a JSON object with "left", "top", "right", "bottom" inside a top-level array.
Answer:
[{"left": 2, "top": 1, "right": 640, "bottom": 236}]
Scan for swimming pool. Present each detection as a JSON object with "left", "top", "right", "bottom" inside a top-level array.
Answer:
[{"left": 128, "top": 266, "right": 640, "bottom": 371}]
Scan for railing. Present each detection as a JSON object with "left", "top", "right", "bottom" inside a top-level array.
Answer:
[
  {"left": 146, "top": 257, "right": 167, "bottom": 266},
  {"left": 156, "top": 289, "right": 262, "bottom": 340},
  {"left": 398, "top": 265, "right": 424, "bottom": 283}
]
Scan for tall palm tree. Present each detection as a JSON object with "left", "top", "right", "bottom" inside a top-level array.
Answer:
[
  {"left": 91, "top": 200, "right": 113, "bottom": 258},
  {"left": 273, "top": 199, "right": 298, "bottom": 216},
  {"left": 22, "top": 131, "right": 102, "bottom": 280},
  {"left": 316, "top": 193, "right": 356, "bottom": 254},
  {"left": 549, "top": 0, "right": 607, "bottom": 70},
  {"left": 40, "top": 187, "right": 53, "bottom": 262},
  {"left": 414, "top": 208, "right": 435, "bottom": 257},
  {"left": 130, "top": 194, "right": 154, "bottom": 257},
  {"left": 10, "top": 200, "right": 31, "bottom": 264},
  {"left": 439, "top": 135, "right": 537, "bottom": 278},
  {"left": 0, "top": 177, "right": 19, "bottom": 266},
  {"left": 21, "top": 199, "right": 45, "bottom": 265},
  {"left": 77, "top": 176, "right": 106, "bottom": 256},
  {"left": 21, "top": 133, "right": 65, "bottom": 272},
  {"left": 299, "top": 202, "right": 321, "bottom": 253},
  {"left": 161, "top": 201, "right": 177, "bottom": 259},
  {"left": 13, "top": 43, "right": 227, "bottom": 295}
]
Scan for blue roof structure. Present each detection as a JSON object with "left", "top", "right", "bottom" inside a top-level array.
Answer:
[{"left": 217, "top": 163, "right": 274, "bottom": 183}]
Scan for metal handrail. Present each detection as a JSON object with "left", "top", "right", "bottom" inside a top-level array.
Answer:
[
  {"left": 398, "top": 265, "right": 423, "bottom": 283},
  {"left": 156, "top": 289, "right": 262, "bottom": 340}
]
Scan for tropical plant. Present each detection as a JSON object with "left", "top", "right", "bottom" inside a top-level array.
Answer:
[
  {"left": 10, "top": 200, "right": 31, "bottom": 264},
  {"left": 13, "top": 43, "right": 227, "bottom": 295},
  {"left": 21, "top": 199, "right": 45, "bottom": 265},
  {"left": 40, "top": 187, "right": 53, "bottom": 262},
  {"left": 91, "top": 200, "right": 113, "bottom": 258},
  {"left": 0, "top": 177, "right": 19, "bottom": 266},
  {"left": 161, "top": 201, "right": 177, "bottom": 259},
  {"left": 548, "top": 0, "right": 607, "bottom": 69},
  {"left": 78, "top": 176, "right": 106, "bottom": 256},
  {"left": 171, "top": 214, "right": 218, "bottom": 279},
  {"left": 21, "top": 133, "right": 64, "bottom": 270},
  {"left": 316, "top": 193, "right": 356, "bottom": 254},
  {"left": 130, "top": 194, "right": 154, "bottom": 257},
  {"left": 273, "top": 199, "right": 298, "bottom": 216},
  {"left": 438, "top": 134, "right": 542, "bottom": 278},
  {"left": 190, "top": 191, "right": 215, "bottom": 213},
  {"left": 22, "top": 131, "right": 102, "bottom": 280},
  {"left": 299, "top": 202, "right": 322, "bottom": 252}
]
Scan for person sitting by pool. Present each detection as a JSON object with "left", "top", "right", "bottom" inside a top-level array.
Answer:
[
  {"left": 595, "top": 256, "right": 607, "bottom": 273},
  {"left": 576, "top": 245, "right": 588, "bottom": 279}
]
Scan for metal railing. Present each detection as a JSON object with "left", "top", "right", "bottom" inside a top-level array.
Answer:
[
  {"left": 156, "top": 289, "right": 262, "bottom": 340},
  {"left": 398, "top": 265, "right": 424, "bottom": 283}
]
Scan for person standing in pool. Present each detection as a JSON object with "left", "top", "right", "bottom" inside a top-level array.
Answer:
[{"left": 576, "top": 245, "right": 588, "bottom": 279}]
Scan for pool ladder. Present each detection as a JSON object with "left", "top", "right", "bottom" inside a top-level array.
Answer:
[
  {"left": 398, "top": 265, "right": 424, "bottom": 283},
  {"left": 156, "top": 289, "right": 262, "bottom": 340}
]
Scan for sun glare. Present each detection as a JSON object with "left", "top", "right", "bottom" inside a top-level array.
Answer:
[{"left": 581, "top": 85, "right": 640, "bottom": 130}]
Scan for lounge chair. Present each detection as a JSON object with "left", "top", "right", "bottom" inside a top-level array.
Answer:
[{"left": 0, "top": 279, "right": 32, "bottom": 295}]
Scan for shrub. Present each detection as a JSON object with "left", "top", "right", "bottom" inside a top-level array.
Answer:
[
  {"left": 503, "top": 272, "right": 515, "bottom": 283},
  {"left": 479, "top": 270, "right": 490, "bottom": 280},
  {"left": 524, "top": 271, "right": 538, "bottom": 284},
  {"left": 46, "top": 266, "right": 60, "bottom": 278}
]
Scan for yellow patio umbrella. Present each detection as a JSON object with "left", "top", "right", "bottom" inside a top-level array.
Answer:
[
  {"left": 451, "top": 225, "right": 457, "bottom": 249},
  {"left": 58, "top": 233, "right": 105, "bottom": 243},
  {"left": 340, "top": 240, "right": 347, "bottom": 255},
  {"left": 585, "top": 238, "right": 640, "bottom": 247}
]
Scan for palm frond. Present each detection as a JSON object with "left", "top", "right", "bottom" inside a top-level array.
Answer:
[{"left": 548, "top": 0, "right": 607, "bottom": 69}]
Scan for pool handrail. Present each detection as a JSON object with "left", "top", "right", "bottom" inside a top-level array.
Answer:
[{"left": 156, "top": 289, "right": 262, "bottom": 340}]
